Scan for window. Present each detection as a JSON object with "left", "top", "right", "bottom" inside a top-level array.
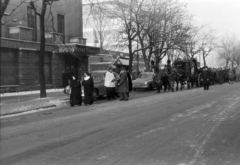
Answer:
[
  {"left": 27, "top": 6, "right": 37, "bottom": 41},
  {"left": 57, "top": 14, "right": 65, "bottom": 43}
]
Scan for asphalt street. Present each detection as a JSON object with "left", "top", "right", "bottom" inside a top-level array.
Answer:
[{"left": 1, "top": 83, "right": 240, "bottom": 165}]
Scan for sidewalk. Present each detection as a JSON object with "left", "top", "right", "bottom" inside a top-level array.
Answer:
[{"left": 0, "top": 89, "right": 69, "bottom": 117}]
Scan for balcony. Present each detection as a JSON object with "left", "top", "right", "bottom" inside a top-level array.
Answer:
[
  {"left": 69, "top": 37, "right": 87, "bottom": 45},
  {"left": 9, "top": 26, "right": 33, "bottom": 41},
  {"left": 45, "top": 32, "right": 64, "bottom": 45}
]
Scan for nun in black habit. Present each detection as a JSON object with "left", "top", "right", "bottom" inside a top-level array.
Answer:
[{"left": 82, "top": 72, "right": 94, "bottom": 105}]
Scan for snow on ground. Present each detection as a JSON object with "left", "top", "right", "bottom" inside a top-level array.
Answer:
[{"left": 0, "top": 89, "right": 63, "bottom": 97}]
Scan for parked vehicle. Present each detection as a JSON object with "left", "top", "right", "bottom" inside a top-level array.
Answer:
[
  {"left": 132, "top": 72, "right": 155, "bottom": 91},
  {"left": 91, "top": 70, "right": 107, "bottom": 100}
]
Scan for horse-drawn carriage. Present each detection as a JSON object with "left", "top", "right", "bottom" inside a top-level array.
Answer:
[
  {"left": 171, "top": 58, "right": 201, "bottom": 90},
  {"left": 152, "top": 58, "right": 200, "bottom": 93}
]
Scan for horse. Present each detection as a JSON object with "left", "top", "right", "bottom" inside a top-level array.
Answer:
[
  {"left": 235, "top": 66, "right": 240, "bottom": 82},
  {"left": 153, "top": 67, "right": 171, "bottom": 93},
  {"left": 169, "top": 68, "right": 190, "bottom": 91},
  {"left": 216, "top": 69, "right": 225, "bottom": 84}
]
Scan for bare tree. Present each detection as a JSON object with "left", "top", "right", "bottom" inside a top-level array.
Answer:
[
  {"left": 86, "top": 0, "right": 195, "bottom": 71},
  {"left": 177, "top": 25, "right": 202, "bottom": 59},
  {"left": 100, "top": 0, "right": 138, "bottom": 73},
  {"left": 29, "top": 0, "right": 47, "bottom": 98},
  {"left": 231, "top": 41, "right": 240, "bottom": 68},
  {"left": 145, "top": 0, "right": 192, "bottom": 69},
  {"left": 218, "top": 34, "right": 237, "bottom": 68},
  {"left": 199, "top": 27, "right": 217, "bottom": 67},
  {"left": 118, "top": 0, "right": 193, "bottom": 71}
]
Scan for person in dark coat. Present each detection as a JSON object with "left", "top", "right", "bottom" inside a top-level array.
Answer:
[
  {"left": 126, "top": 70, "right": 132, "bottom": 97},
  {"left": 82, "top": 72, "right": 94, "bottom": 105},
  {"left": 118, "top": 67, "right": 129, "bottom": 101},
  {"left": 69, "top": 76, "right": 82, "bottom": 107},
  {"left": 200, "top": 66, "right": 211, "bottom": 90},
  {"left": 153, "top": 66, "right": 162, "bottom": 93}
]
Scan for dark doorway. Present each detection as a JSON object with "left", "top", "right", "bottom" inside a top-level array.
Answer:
[{"left": 65, "top": 54, "right": 78, "bottom": 79}]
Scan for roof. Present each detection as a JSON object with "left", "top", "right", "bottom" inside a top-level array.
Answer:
[
  {"left": 91, "top": 70, "right": 107, "bottom": 73},
  {"left": 113, "top": 57, "right": 129, "bottom": 66}
]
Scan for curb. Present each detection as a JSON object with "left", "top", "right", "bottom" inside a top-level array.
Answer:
[
  {"left": 0, "top": 105, "right": 57, "bottom": 117},
  {"left": 1, "top": 98, "right": 69, "bottom": 117}
]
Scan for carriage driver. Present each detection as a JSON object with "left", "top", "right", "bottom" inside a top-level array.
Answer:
[{"left": 166, "top": 59, "right": 173, "bottom": 75}]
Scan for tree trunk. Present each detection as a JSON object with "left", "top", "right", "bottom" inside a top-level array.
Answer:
[
  {"left": 0, "top": 0, "right": 10, "bottom": 19},
  {"left": 39, "top": 2, "right": 47, "bottom": 98},
  {"left": 155, "top": 56, "right": 161, "bottom": 69},
  {"left": 225, "top": 59, "right": 229, "bottom": 69},
  {"left": 203, "top": 57, "right": 206, "bottom": 67},
  {"left": 202, "top": 52, "right": 206, "bottom": 67},
  {"left": 128, "top": 37, "right": 133, "bottom": 74}
]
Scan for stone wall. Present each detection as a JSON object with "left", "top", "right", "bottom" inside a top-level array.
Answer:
[{"left": 18, "top": 50, "right": 37, "bottom": 86}]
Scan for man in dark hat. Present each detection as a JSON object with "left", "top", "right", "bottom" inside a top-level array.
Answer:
[
  {"left": 117, "top": 66, "right": 129, "bottom": 101},
  {"left": 200, "top": 66, "right": 211, "bottom": 90},
  {"left": 166, "top": 59, "right": 172, "bottom": 75}
]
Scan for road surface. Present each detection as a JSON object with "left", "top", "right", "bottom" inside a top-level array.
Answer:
[{"left": 1, "top": 83, "right": 240, "bottom": 165}]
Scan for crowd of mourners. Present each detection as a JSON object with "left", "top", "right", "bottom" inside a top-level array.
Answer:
[
  {"left": 62, "top": 58, "right": 239, "bottom": 107},
  {"left": 62, "top": 66, "right": 132, "bottom": 107},
  {"left": 152, "top": 58, "right": 240, "bottom": 93}
]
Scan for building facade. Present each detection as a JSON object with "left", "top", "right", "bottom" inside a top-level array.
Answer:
[{"left": 1, "top": 0, "right": 100, "bottom": 93}]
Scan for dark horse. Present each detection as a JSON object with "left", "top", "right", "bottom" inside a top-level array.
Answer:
[
  {"left": 153, "top": 67, "right": 171, "bottom": 93},
  {"left": 169, "top": 68, "right": 190, "bottom": 91}
]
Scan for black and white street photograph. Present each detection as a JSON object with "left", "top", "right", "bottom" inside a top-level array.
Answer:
[{"left": 1, "top": 0, "right": 240, "bottom": 165}]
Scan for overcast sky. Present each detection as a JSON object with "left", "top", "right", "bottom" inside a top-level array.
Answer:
[
  {"left": 178, "top": 0, "right": 240, "bottom": 67},
  {"left": 180, "top": 0, "right": 240, "bottom": 40}
]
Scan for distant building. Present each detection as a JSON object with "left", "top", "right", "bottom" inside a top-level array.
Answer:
[
  {"left": 0, "top": 0, "right": 100, "bottom": 93},
  {"left": 82, "top": 0, "right": 123, "bottom": 50}
]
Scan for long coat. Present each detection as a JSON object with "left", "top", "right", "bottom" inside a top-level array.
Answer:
[
  {"left": 82, "top": 76, "right": 94, "bottom": 104},
  {"left": 127, "top": 72, "right": 132, "bottom": 92},
  {"left": 200, "top": 70, "right": 211, "bottom": 85},
  {"left": 118, "top": 71, "right": 129, "bottom": 93},
  {"left": 70, "top": 79, "right": 82, "bottom": 105}
]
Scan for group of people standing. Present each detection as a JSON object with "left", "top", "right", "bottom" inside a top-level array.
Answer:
[
  {"left": 62, "top": 65, "right": 132, "bottom": 107},
  {"left": 62, "top": 70, "right": 94, "bottom": 107},
  {"left": 104, "top": 66, "right": 132, "bottom": 101}
]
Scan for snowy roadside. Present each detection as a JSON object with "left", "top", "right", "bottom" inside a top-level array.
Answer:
[
  {"left": 0, "top": 98, "right": 68, "bottom": 117},
  {"left": 0, "top": 88, "right": 69, "bottom": 117},
  {"left": 0, "top": 89, "right": 63, "bottom": 97}
]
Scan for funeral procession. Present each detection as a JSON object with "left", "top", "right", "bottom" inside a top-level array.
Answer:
[{"left": 1, "top": 0, "right": 240, "bottom": 165}]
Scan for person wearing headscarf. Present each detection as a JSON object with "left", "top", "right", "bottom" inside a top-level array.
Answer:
[
  {"left": 82, "top": 72, "right": 94, "bottom": 105},
  {"left": 117, "top": 67, "right": 129, "bottom": 101},
  {"left": 104, "top": 66, "right": 116, "bottom": 100},
  {"left": 69, "top": 75, "right": 82, "bottom": 107}
]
